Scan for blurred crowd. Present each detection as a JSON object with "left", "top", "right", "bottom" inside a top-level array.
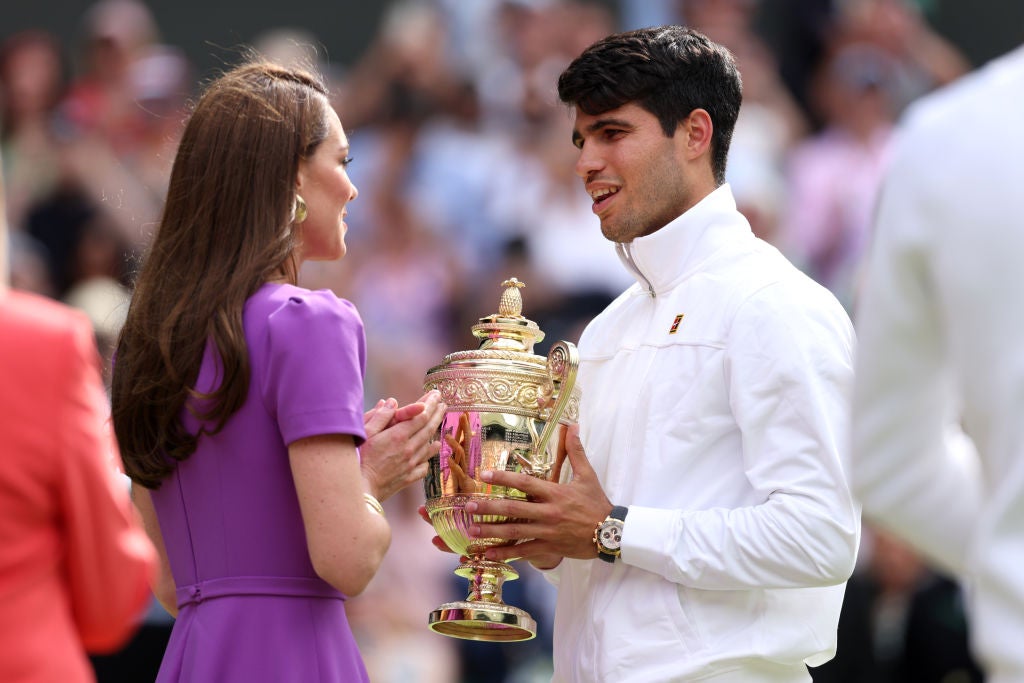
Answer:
[{"left": 0, "top": 0, "right": 987, "bottom": 681}]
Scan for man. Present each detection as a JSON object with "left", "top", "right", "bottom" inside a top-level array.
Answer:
[
  {"left": 462, "top": 26, "right": 859, "bottom": 682},
  {"left": 0, "top": 155, "right": 158, "bottom": 681},
  {"left": 851, "top": 44, "right": 1024, "bottom": 683}
]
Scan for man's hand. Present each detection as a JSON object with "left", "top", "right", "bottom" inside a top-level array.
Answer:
[{"left": 464, "top": 424, "right": 611, "bottom": 568}]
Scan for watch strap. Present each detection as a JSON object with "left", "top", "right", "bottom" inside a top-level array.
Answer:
[
  {"left": 609, "top": 505, "right": 628, "bottom": 522},
  {"left": 595, "top": 505, "right": 629, "bottom": 563}
]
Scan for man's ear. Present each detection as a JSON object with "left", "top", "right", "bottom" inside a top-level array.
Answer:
[{"left": 679, "top": 108, "right": 713, "bottom": 161}]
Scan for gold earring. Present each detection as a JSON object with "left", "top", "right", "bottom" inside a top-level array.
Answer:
[{"left": 293, "top": 194, "right": 308, "bottom": 224}]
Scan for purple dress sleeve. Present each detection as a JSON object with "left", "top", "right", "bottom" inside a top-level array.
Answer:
[{"left": 261, "top": 290, "right": 368, "bottom": 447}]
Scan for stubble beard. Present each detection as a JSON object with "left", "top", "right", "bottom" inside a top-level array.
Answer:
[{"left": 599, "top": 206, "right": 663, "bottom": 244}]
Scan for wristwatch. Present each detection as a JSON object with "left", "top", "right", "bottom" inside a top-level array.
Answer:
[{"left": 594, "top": 505, "right": 628, "bottom": 563}]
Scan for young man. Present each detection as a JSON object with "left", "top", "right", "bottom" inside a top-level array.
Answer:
[
  {"left": 851, "top": 44, "right": 1024, "bottom": 683},
  {"left": 463, "top": 26, "right": 859, "bottom": 681}
]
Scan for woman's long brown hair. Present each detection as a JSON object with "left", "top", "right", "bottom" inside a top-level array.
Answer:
[{"left": 112, "top": 61, "right": 331, "bottom": 489}]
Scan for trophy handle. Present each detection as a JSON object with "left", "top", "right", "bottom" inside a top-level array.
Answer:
[{"left": 528, "top": 341, "right": 579, "bottom": 475}]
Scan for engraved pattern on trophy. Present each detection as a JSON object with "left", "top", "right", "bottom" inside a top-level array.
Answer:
[
  {"left": 422, "top": 278, "right": 581, "bottom": 642},
  {"left": 428, "top": 363, "right": 580, "bottom": 422}
]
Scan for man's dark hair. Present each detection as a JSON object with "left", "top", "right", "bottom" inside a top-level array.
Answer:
[{"left": 557, "top": 25, "right": 742, "bottom": 185}]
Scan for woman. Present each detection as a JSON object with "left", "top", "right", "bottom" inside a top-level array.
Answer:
[{"left": 111, "top": 60, "right": 445, "bottom": 681}]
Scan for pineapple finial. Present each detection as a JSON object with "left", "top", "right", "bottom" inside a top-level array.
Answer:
[{"left": 498, "top": 278, "right": 525, "bottom": 317}]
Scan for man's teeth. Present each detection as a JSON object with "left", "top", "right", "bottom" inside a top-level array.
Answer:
[{"left": 591, "top": 188, "right": 619, "bottom": 200}]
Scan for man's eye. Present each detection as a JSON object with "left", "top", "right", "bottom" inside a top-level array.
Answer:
[{"left": 341, "top": 155, "right": 354, "bottom": 167}]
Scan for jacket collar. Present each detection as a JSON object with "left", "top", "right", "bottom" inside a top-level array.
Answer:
[{"left": 616, "top": 183, "right": 751, "bottom": 297}]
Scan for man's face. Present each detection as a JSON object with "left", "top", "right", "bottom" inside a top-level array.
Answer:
[{"left": 571, "top": 102, "right": 692, "bottom": 243}]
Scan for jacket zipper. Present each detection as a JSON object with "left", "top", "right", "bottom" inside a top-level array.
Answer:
[{"left": 616, "top": 242, "right": 656, "bottom": 298}]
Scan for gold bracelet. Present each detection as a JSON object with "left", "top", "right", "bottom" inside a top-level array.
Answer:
[{"left": 363, "top": 492, "right": 385, "bottom": 518}]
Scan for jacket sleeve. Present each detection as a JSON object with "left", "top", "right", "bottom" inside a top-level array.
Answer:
[
  {"left": 624, "top": 280, "right": 861, "bottom": 589},
  {"left": 56, "top": 315, "right": 158, "bottom": 653},
  {"left": 850, "top": 157, "right": 982, "bottom": 578}
]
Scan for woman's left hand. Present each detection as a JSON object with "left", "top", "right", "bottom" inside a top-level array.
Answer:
[{"left": 359, "top": 390, "right": 446, "bottom": 502}]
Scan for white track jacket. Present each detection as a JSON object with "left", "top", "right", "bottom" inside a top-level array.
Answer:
[{"left": 547, "top": 185, "right": 860, "bottom": 682}]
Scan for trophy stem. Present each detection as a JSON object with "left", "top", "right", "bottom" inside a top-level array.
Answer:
[
  {"left": 456, "top": 558, "right": 515, "bottom": 603},
  {"left": 428, "top": 558, "right": 537, "bottom": 641}
]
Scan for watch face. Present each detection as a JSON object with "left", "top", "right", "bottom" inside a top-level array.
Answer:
[{"left": 599, "top": 520, "right": 623, "bottom": 551}]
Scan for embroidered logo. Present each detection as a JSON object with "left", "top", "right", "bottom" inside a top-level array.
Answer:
[{"left": 669, "top": 314, "right": 684, "bottom": 334}]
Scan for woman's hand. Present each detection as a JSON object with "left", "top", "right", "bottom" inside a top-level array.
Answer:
[{"left": 360, "top": 390, "right": 446, "bottom": 502}]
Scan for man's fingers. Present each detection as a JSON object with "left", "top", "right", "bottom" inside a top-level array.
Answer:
[
  {"left": 480, "top": 468, "right": 551, "bottom": 497},
  {"left": 563, "top": 424, "right": 597, "bottom": 481},
  {"left": 470, "top": 520, "right": 533, "bottom": 542},
  {"left": 483, "top": 539, "right": 551, "bottom": 563},
  {"left": 467, "top": 496, "right": 544, "bottom": 522},
  {"left": 431, "top": 535, "right": 458, "bottom": 554}
]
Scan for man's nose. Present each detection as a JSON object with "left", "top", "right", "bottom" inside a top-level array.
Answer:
[{"left": 574, "top": 144, "right": 603, "bottom": 180}]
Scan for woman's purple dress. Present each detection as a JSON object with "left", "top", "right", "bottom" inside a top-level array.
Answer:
[{"left": 151, "top": 283, "right": 370, "bottom": 682}]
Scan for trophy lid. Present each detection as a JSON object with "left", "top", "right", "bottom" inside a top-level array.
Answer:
[
  {"left": 423, "top": 276, "right": 578, "bottom": 423},
  {"left": 471, "top": 278, "right": 545, "bottom": 353}
]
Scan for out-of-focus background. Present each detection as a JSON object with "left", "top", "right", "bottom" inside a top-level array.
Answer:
[{"left": 2, "top": 0, "right": 1019, "bottom": 681}]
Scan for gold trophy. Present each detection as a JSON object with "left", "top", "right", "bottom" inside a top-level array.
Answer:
[{"left": 423, "top": 278, "right": 580, "bottom": 641}]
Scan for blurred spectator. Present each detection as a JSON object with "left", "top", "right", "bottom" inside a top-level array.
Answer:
[
  {"left": 7, "top": 229, "right": 57, "bottom": 297},
  {"left": 338, "top": 0, "right": 457, "bottom": 133},
  {"left": 747, "top": 0, "right": 836, "bottom": 126},
  {"left": 62, "top": 215, "right": 133, "bottom": 383},
  {"left": 684, "top": 0, "right": 809, "bottom": 244},
  {"left": 852, "top": 42, "right": 1024, "bottom": 682},
  {"left": 344, "top": 176, "right": 464, "bottom": 405},
  {"left": 0, "top": 157, "right": 158, "bottom": 683},
  {"left": 120, "top": 43, "right": 190, "bottom": 216},
  {"left": 253, "top": 26, "right": 324, "bottom": 71},
  {"left": 56, "top": 0, "right": 180, "bottom": 252},
  {"left": 496, "top": 117, "right": 631, "bottom": 339},
  {"left": 0, "top": 30, "right": 66, "bottom": 231},
  {"left": 60, "top": 0, "right": 159, "bottom": 153},
  {"left": 779, "top": 41, "right": 899, "bottom": 312},
  {"left": 813, "top": 528, "right": 983, "bottom": 682},
  {"left": 835, "top": 0, "right": 970, "bottom": 113},
  {"left": 24, "top": 184, "right": 104, "bottom": 297}
]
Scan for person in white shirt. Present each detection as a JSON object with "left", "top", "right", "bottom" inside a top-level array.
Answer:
[
  {"left": 851, "top": 44, "right": 1024, "bottom": 683},
  {"left": 455, "top": 26, "right": 860, "bottom": 682}
]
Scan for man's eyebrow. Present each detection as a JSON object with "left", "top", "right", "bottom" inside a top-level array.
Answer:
[{"left": 572, "top": 117, "right": 636, "bottom": 147}]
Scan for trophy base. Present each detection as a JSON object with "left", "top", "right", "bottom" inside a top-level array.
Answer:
[{"left": 428, "top": 601, "right": 537, "bottom": 642}]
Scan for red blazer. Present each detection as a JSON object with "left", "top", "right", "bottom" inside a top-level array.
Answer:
[{"left": 0, "top": 289, "right": 157, "bottom": 683}]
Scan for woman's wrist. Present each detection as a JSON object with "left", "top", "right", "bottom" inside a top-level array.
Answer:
[{"left": 363, "top": 492, "right": 386, "bottom": 518}]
